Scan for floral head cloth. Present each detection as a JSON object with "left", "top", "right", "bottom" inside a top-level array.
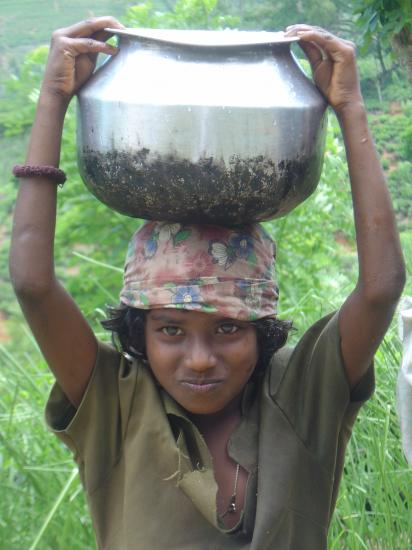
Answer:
[{"left": 120, "top": 221, "right": 278, "bottom": 321}]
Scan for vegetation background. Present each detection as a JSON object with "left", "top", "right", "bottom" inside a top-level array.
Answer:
[{"left": 0, "top": 1, "right": 411, "bottom": 548}]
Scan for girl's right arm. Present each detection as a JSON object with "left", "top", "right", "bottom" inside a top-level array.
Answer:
[{"left": 9, "top": 17, "right": 124, "bottom": 408}]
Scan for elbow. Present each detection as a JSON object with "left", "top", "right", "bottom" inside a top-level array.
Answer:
[
  {"left": 9, "top": 260, "right": 54, "bottom": 302},
  {"left": 10, "top": 277, "right": 54, "bottom": 302},
  {"left": 10, "top": 272, "right": 54, "bottom": 302},
  {"left": 361, "top": 264, "right": 406, "bottom": 307},
  {"left": 9, "top": 233, "right": 55, "bottom": 300}
]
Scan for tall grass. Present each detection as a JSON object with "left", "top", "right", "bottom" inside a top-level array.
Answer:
[
  {"left": 328, "top": 333, "right": 412, "bottom": 549},
  {"left": 0, "top": 328, "right": 95, "bottom": 549}
]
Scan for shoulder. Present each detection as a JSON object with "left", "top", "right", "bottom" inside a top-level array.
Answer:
[
  {"left": 266, "top": 312, "right": 339, "bottom": 395},
  {"left": 258, "top": 312, "right": 373, "bottom": 463},
  {"left": 45, "top": 340, "right": 146, "bottom": 435},
  {"left": 264, "top": 310, "right": 374, "bottom": 407}
]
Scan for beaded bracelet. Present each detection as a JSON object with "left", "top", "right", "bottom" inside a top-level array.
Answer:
[{"left": 13, "top": 164, "right": 67, "bottom": 186}]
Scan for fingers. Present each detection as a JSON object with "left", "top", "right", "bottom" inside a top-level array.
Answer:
[
  {"left": 285, "top": 24, "right": 356, "bottom": 61},
  {"left": 50, "top": 17, "right": 122, "bottom": 59},
  {"left": 56, "top": 37, "right": 118, "bottom": 58},
  {"left": 93, "top": 29, "right": 116, "bottom": 44},
  {"left": 53, "top": 16, "right": 124, "bottom": 40}
]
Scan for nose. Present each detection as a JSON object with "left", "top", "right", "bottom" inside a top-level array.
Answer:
[{"left": 184, "top": 335, "right": 217, "bottom": 372}]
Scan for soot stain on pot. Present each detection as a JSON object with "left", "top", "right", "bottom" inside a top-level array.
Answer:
[{"left": 81, "top": 148, "right": 321, "bottom": 225}]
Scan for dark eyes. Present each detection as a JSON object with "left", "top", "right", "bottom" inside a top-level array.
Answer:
[
  {"left": 161, "top": 326, "right": 183, "bottom": 336},
  {"left": 159, "top": 323, "right": 240, "bottom": 336},
  {"left": 217, "top": 323, "right": 240, "bottom": 335}
]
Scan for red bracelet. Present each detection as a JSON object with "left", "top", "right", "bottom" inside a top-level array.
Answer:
[{"left": 13, "top": 164, "right": 67, "bottom": 185}]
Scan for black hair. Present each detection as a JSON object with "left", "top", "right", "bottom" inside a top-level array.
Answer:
[{"left": 101, "top": 304, "right": 293, "bottom": 379}]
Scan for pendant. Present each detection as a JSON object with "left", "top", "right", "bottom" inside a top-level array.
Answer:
[
  {"left": 220, "top": 463, "right": 240, "bottom": 519},
  {"left": 228, "top": 495, "right": 236, "bottom": 513}
]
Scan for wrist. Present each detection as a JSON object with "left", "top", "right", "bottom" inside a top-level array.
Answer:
[
  {"left": 26, "top": 90, "right": 69, "bottom": 166},
  {"left": 334, "top": 99, "right": 367, "bottom": 122},
  {"left": 38, "top": 86, "right": 72, "bottom": 114}
]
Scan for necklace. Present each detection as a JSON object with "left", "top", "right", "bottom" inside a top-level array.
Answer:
[{"left": 220, "top": 463, "right": 240, "bottom": 518}]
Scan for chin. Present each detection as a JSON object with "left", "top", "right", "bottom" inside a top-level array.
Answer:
[{"left": 181, "top": 402, "right": 223, "bottom": 415}]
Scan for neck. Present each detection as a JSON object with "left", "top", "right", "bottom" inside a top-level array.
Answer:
[{"left": 189, "top": 394, "right": 242, "bottom": 434}]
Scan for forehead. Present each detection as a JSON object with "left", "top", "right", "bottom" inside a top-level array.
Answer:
[{"left": 147, "top": 308, "right": 252, "bottom": 326}]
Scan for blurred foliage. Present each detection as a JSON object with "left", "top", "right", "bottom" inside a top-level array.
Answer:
[
  {"left": 354, "top": 0, "right": 412, "bottom": 48},
  {"left": 0, "top": 0, "right": 135, "bottom": 76},
  {"left": 124, "top": 0, "right": 353, "bottom": 33},
  {"left": 369, "top": 104, "right": 412, "bottom": 160},
  {"left": 0, "top": 46, "right": 48, "bottom": 136},
  {"left": 354, "top": 0, "right": 412, "bottom": 83},
  {"left": 367, "top": 101, "right": 412, "bottom": 223},
  {"left": 230, "top": 0, "right": 352, "bottom": 34},
  {"left": 388, "top": 161, "right": 412, "bottom": 221},
  {"left": 125, "top": 0, "right": 239, "bottom": 29},
  {"left": 402, "top": 124, "right": 412, "bottom": 160}
]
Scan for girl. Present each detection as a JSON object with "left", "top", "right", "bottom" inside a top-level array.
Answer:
[{"left": 9, "top": 17, "right": 405, "bottom": 549}]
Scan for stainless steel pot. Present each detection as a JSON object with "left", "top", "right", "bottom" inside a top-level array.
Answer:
[{"left": 77, "top": 28, "right": 327, "bottom": 225}]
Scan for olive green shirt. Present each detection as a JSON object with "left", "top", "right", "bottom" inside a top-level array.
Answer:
[{"left": 45, "top": 312, "right": 374, "bottom": 549}]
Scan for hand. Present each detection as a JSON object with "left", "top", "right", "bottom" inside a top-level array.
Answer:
[
  {"left": 41, "top": 17, "right": 125, "bottom": 102},
  {"left": 285, "top": 25, "right": 363, "bottom": 114}
]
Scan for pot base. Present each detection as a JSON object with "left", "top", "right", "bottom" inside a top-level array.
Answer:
[{"left": 79, "top": 148, "right": 323, "bottom": 225}]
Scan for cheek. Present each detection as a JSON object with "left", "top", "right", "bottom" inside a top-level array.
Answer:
[
  {"left": 144, "top": 331, "right": 155, "bottom": 361},
  {"left": 146, "top": 334, "right": 165, "bottom": 359},
  {"left": 145, "top": 333, "right": 168, "bottom": 374},
  {"left": 248, "top": 334, "right": 259, "bottom": 374},
  {"left": 231, "top": 333, "right": 258, "bottom": 373},
  {"left": 145, "top": 331, "right": 182, "bottom": 387}
]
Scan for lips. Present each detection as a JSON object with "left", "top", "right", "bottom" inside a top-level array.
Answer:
[{"left": 180, "top": 379, "right": 223, "bottom": 393}]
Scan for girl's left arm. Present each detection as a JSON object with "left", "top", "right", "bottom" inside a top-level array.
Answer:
[{"left": 286, "top": 25, "right": 406, "bottom": 388}]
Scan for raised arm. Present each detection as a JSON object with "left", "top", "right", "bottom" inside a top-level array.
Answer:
[
  {"left": 9, "top": 17, "right": 124, "bottom": 407},
  {"left": 285, "top": 25, "right": 406, "bottom": 388}
]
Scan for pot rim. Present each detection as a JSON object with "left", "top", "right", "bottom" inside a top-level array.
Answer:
[{"left": 105, "top": 27, "right": 300, "bottom": 48}]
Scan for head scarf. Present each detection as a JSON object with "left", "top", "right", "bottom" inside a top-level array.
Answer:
[{"left": 120, "top": 221, "right": 278, "bottom": 321}]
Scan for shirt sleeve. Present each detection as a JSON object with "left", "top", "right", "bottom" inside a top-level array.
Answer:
[
  {"left": 45, "top": 341, "right": 138, "bottom": 492},
  {"left": 269, "top": 311, "right": 375, "bottom": 469}
]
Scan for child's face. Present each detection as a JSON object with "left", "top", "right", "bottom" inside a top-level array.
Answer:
[{"left": 145, "top": 309, "right": 258, "bottom": 415}]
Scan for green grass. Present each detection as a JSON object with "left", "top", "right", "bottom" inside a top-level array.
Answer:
[
  {"left": 0, "top": 331, "right": 95, "bottom": 549},
  {"left": 328, "top": 333, "right": 412, "bottom": 549}
]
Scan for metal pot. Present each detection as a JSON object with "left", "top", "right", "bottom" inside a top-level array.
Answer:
[{"left": 77, "top": 28, "right": 327, "bottom": 225}]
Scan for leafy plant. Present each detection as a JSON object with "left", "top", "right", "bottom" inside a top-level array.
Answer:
[
  {"left": 402, "top": 124, "right": 412, "bottom": 161},
  {"left": 354, "top": 0, "right": 412, "bottom": 83},
  {"left": 388, "top": 161, "right": 412, "bottom": 221},
  {"left": 124, "top": 0, "right": 239, "bottom": 29},
  {"left": 0, "top": 46, "right": 48, "bottom": 136},
  {"left": 354, "top": 0, "right": 412, "bottom": 48}
]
